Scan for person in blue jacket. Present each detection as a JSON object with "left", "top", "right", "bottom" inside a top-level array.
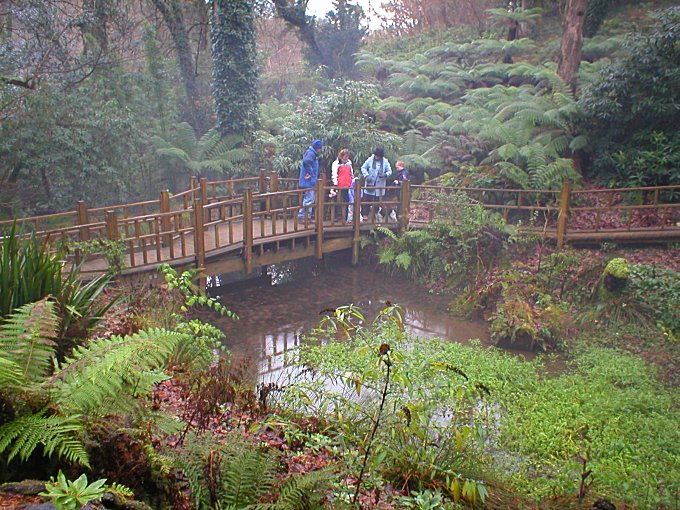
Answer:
[
  {"left": 298, "top": 139, "right": 323, "bottom": 220},
  {"left": 360, "top": 146, "right": 392, "bottom": 221}
]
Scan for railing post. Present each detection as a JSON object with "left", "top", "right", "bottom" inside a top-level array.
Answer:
[
  {"left": 77, "top": 200, "right": 90, "bottom": 242},
  {"left": 315, "top": 179, "right": 324, "bottom": 259},
  {"left": 270, "top": 170, "right": 279, "bottom": 212},
  {"left": 243, "top": 189, "right": 253, "bottom": 275},
  {"left": 193, "top": 198, "right": 206, "bottom": 270},
  {"left": 352, "top": 180, "right": 362, "bottom": 265},
  {"left": 160, "top": 190, "right": 172, "bottom": 246},
  {"left": 199, "top": 177, "right": 210, "bottom": 225},
  {"left": 105, "top": 210, "right": 119, "bottom": 240},
  {"left": 190, "top": 175, "right": 199, "bottom": 200},
  {"left": 399, "top": 180, "right": 411, "bottom": 233},
  {"left": 556, "top": 180, "right": 572, "bottom": 249},
  {"left": 259, "top": 169, "right": 267, "bottom": 194}
]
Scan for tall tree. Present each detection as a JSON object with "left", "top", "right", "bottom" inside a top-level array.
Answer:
[
  {"left": 557, "top": 0, "right": 588, "bottom": 90},
  {"left": 272, "top": 0, "right": 325, "bottom": 68},
  {"left": 211, "top": 0, "right": 259, "bottom": 137},
  {"left": 315, "top": 0, "right": 367, "bottom": 78},
  {"left": 150, "top": 0, "right": 207, "bottom": 132}
]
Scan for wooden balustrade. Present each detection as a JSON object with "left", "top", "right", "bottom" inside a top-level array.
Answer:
[{"left": 3, "top": 178, "right": 679, "bottom": 277}]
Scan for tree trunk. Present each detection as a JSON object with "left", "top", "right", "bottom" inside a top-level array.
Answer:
[
  {"left": 150, "top": 0, "right": 207, "bottom": 132},
  {"left": 272, "top": 0, "right": 326, "bottom": 69},
  {"left": 557, "top": 0, "right": 588, "bottom": 91}
]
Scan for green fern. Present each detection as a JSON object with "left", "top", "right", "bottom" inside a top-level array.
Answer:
[
  {"left": 253, "top": 469, "right": 332, "bottom": 510},
  {"left": 152, "top": 122, "right": 248, "bottom": 179},
  {"left": 0, "top": 413, "right": 89, "bottom": 466},
  {"left": 49, "top": 328, "right": 189, "bottom": 417},
  {"left": 0, "top": 299, "right": 58, "bottom": 386},
  {"left": 176, "top": 432, "right": 277, "bottom": 510}
]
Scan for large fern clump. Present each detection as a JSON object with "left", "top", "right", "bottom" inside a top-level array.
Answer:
[
  {"left": 0, "top": 299, "right": 198, "bottom": 469},
  {"left": 353, "top": 17, "right": 626, "bottom": 186},
  {"left": 175, "top": 431, "right": 331, "bottom": 509}
]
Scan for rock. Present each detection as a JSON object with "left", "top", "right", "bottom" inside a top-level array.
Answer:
[
  {"left": 101, "top": 492, "right": 152, "bottom": 510},
  {"left": 0, "top": 480, "right": 46, "bottom": 495},
  {"left": 592, "top": 498, "right": 616, "bottom": 510},
  {"left": 20, "top": 505, "right": 57, "bottom": 510}
]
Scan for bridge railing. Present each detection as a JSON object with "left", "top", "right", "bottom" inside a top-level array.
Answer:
[{"left": 3, "top": 177, "right": 680, "bottom": 276}]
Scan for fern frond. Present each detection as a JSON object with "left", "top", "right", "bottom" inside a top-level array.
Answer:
[
  {"left": 49, "top": 328, "right": 190, "bottom": 416},
  {"left": 0, "top": 413, "right": 88, "bottom": 466},
  {"left": 0, "top": 299, "right": 58, "bottom": 384}
]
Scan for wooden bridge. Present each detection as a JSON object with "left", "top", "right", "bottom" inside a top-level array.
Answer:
[{"left": 2, "top": 173, "right": 679, "bottom": 279}]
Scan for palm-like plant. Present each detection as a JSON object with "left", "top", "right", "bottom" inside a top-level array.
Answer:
[{"left": 151, "top": 122, "right": 250, "bottom": 185}]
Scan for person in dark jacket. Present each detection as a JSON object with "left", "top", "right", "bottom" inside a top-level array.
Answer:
[
  {"left": 389, "top": 160, "right": 410, "bottom": 222},
  {"left": 298, "top": 139, "right": 322, "bottom": 220}
]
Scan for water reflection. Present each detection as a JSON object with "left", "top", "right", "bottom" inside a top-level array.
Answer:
[{"left": 210, "top": 252, "right": 490, "bottom": 385}]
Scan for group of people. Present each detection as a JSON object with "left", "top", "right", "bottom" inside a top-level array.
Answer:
[{"left": 297, "top": 139, "right": 410, "bottom": 223}]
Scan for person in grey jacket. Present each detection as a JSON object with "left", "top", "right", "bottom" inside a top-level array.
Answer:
[{"left": 360, "top": 147, "right": 392, "bottom": 221}]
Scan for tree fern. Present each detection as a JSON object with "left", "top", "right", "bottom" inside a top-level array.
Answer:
[{"left": 0, "top": 413, "right": 89, "bottom": 466}]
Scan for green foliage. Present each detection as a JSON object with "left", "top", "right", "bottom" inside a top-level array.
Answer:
[
  {"left": 256, "top": 83, "right": 399, "bottom": 176},
  {"left": 315, "top": 0, "right": 368, "bottom": 79},
  {"left": 603, "top": 257, "right": 629, "bottom": 279},
  {"left": 627, "top": 264, "right": 680, "bottom": 335},
  {"left": 0, "top": 225, "right": 65, "bottom": 319},
  {"left": 212, "top": 0, "right": 259, "bottom": 138},
  {"left": 40, "top": 471, "right": 107, "bottom": 510},
  {"left": 0, "top": 298, "right": 201, "bottom": 468},
  {"left": 579, "top": 7, "right": 680, "bottom": 186},
  {"left": 1, "top": 216, "right": 116, "bottom": 349},
  {"left": 275, "top": 306, "right": 490, "bottom": 506},
  {"left": 151, "top": 122, "right": 249, "bottom": 181},
  {"left": 0, "top": 299, "right": 58, "bottom": 385},
  {"left": 176, "top": 430, "right": 332, "bottom": 509},
  {"left": 378, "top": 192, "right": 515, "bottom": 287},
  {"left": 501, "top": 346, "right": 680, "bottom": 507}
]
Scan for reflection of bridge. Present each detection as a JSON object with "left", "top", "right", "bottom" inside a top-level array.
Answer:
[{"left": 3, "top": 173, "right": 679, "bottom": 277}]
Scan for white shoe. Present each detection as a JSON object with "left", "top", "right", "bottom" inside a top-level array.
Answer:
[
  {"left": 376, "top": 212, "right": 384, "bottom": 223},
  {"left": 389, "top": 210, "right": 398, "bottom": 222},
  {"left": 360, "top": 215, "right": 365, "bottom": 223}
]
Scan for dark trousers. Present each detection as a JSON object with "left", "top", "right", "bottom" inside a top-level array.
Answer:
[{"left": 361, "top": 194, "right": 383, "bottom": 218}]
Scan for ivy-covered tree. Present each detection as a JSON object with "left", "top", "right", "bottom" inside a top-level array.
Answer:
[{"left": 211, "top": 0, "right": 259, "bottom": 138}]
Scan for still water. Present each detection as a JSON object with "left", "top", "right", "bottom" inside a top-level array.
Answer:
[{"left": 209, "top": 252, "right": 491, "bottom": 384}]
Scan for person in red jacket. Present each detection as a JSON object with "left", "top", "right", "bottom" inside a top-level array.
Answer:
[{"left": 331, "top": 148, "right": 354, "bottom": 223}]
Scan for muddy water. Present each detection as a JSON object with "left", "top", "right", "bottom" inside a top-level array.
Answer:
[{"left": 208, "top": 252, "right": 497, "bottom": 384}]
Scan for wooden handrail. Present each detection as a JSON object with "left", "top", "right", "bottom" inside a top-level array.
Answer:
[{"left": 3, "top": 177, "right": 679, "bottom": 277}]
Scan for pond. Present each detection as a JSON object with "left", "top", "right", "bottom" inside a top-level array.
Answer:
[{"left": 208, "top": 251, "right": 507, "bottom": 385}]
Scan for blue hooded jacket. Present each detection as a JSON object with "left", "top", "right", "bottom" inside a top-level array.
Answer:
[{"left": 298, "top": 144, "right": 321, "bottom": 189}]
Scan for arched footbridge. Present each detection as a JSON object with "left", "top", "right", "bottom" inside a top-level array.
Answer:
[{"left": 3, "top": 173, "right": 679, "bottom": 279}]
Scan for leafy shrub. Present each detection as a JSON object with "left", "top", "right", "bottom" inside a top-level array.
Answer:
[
  {"left": 377, "top": 191, "right": 515, "bottom": 288},
  {"left": 579, "top": 7, "right": 680, "bottom": 186},
  {"left": 175, "top": 431, "right": 331, "bottom": 510},
  {"left": 628, "top": 264, "right": 680, "bottom": 335}
]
